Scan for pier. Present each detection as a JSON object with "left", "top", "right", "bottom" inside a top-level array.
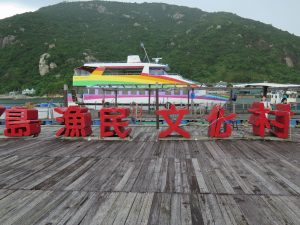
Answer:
[{"left": 0, "top": 126, "right": 299, "bottom": 224}]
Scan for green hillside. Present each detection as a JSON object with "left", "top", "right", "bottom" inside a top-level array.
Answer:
[{"left": 0, "top": 1, "right": 300, "bottom": 95}]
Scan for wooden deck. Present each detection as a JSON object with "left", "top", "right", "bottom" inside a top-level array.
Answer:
[{"left": 0, "top": 126, "right": 299, "bottom": 225}]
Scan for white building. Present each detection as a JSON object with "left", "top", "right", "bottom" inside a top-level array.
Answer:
[{"left": 22, "top": 88, "right": 36, "bottom": 95}]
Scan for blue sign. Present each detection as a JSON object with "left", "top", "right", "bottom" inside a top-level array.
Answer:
[{"left": 190, "top": 92, "right": 195, "bottom": 99}]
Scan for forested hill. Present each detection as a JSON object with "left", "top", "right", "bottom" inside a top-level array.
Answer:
[{"left": 0, "top": 1, "right": 300, "bottom": 95}]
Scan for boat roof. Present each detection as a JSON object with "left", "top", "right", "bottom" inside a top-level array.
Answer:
[
  {"left": 83, "top": 55, "right": 169, "bottom": 68},
  {"left": 234, "top": 82, "right": 300, "bottom": 88},
  {"left": 83, "top": 62, "right": 169, "bottom": 68}
]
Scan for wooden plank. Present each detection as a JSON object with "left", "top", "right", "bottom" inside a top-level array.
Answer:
[
  {"left": 147, "top": 193, "right": 161, "bottom": 225},
  {"left": 197, "top": 194, "right": 213, "bottom": 225},
  {"left": 5, "top": 191, "right": 70, "bottom": 225},
  {"left": 191, "top": 158, "right": 209, "bottom": 193},
  {"left": 0, "top": 190, "right": 48, "bottom": 222},
  {"left": 215, "top": 194, "right": 238, "bottom": 225},
  {"left": 149, "top": 158, "right": 163, "bottom": 192},
  {"left": 114, "top": 163, "right": 135, "bottom": 191},
  {"left": 141, "top": 159, "right": 157, "bottom": 192},
  {"left": 35, "top": 191, "right": 90, "bottom": 225},
  {"left": 99, "top": 192, "right": 128, "bottom": 225},
  {"left": 135, "top": 193, "right": 154, "bottom": 225},
  {"left": 170, "top": 194, "right": 181, "bottom": 225},
  {"left": 180, "top": 194, "right": 192, "bottom": 225},
  {"left": 190, "top": 194, "right": 205, "bottom": 225},
  {"left": 218, "top": 195, "right": 249, "bottom": 225},
  {"left": 158, "top": 193, "right": 171, "bottom": 225},
  {"left": 57, "top": 192, "right": 103, "bottom": 225},
  {"left": 0, "top": 189, "right": 14, "bottom": 201},
  {"left": 165, "top": 158, "right": 175, "bottom": 193},
  {"left": 124, "top": 193, "right": 144, "bottom": 225},
  {"left": 239, "top": 158, "right": 285, "bottom": 195},
  {"left": 112, "top": 193, "right": 137, "bottom": 225},
  {"left": 174, "top": 158, "right": 182, "bottom": 193},
  {"left": 85, "top": 192, "right": 119, "bottom": 225},
  {"left": 180, "top": 159, "right": 190, "bottom": 193}
]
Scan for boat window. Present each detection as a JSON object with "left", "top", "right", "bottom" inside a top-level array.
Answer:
[
  {"left": 89, "top": 89, "right": 95, "bottom": 95},
  {"left": 174, "top": 89, "right": 181, "bottom": 95},
  {"left": 103, "top": 68, "right": 143, "bottom": 75},
  {"left": 182, "top": 89, "right": 188, "bottom": 95},
  {"left": 74, "top": 67, "right": 95, "bottom": 76},
  {"left": 149, "top": 67, "right": 167, "bottom": 75}
]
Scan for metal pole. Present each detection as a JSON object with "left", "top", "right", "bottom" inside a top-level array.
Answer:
[
  {"left": 229, "top": 89, "right": 233, "bottom": 113},
  {"left": 63, "top": 84, "right": 68, "bottom": 107},
  {"left": 263, "top": 86, "right": 268, "bottom": 97},
  {"left": 191, "top": 88, "right": 194, "bottom": 114},
  {"left": 148, "top": 85, "right": 151, "bottom": 114},
  {"left": 156, "top": 88, "right": 159, "bottom": 129},
  {"left": 114, "top": 90, "right": 118, "bottom": 107},
  {"left": 187, "top": 88, "right": 190, "bottom": 110}
]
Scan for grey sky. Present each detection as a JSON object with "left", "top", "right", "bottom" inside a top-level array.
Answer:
[{"left": 0, "top": 0, "right": 299, "bottom": 36}]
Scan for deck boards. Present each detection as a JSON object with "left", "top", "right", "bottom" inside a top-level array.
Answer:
[{"left": 0, "top": 126, "right": 299, "bottom": 224}]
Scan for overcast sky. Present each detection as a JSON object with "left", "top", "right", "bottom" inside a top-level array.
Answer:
[{"left": 0, "top": 0, "right": 299, "bottom": 36}]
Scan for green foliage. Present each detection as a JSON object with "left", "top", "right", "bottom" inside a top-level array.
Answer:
[{"left": 0, "top": 1, "right": 300, "bottom": 95}]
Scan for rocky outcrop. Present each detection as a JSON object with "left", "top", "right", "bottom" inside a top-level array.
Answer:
[
  {"left": 49, "top": 43, "right": 55, "bottom": 49},
  {"left": 80, "top": 3, "right": 109, "bottom": 14},
  {"left": 123, "top": 14, "right": 132, "bottom": 19},
  {"left": 49, "top": 62, "right": 57, "bottom": 69},
  {"left": 172, "top": 12, "right": 184, "bottom": 20},
  {"left": 39, "top": 53, "right": 58, "bottom": 76},
  {"left": 83, "top": 52, "right": 97, "bottom": 62},
  {"left": 39, "top": 53, "right": 50, "bottom": 76},
  {"left": 96, "top": 5, "right": 106, "bottom": 13},
  {"left": 284, "top": 56, "right": 294, "bottom": 67},
  {"left": 0, "top": 35, "right": 16, "bottom": 48}
]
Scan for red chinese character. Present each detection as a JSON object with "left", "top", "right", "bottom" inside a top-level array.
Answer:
[
  {"left": 156, "top": 104, "right": 190, "bottom": 138},
  {"left": 269, "top": 104, "right": 294, "bottom": 139},
  {"left": 100, "top": 108, "right": 132, "bottom": 138},
  {"left": 55, "top": 106, "right": 92, "bottom": 137},
  {"left": 0, "top": 106, "right": 5, "bottom": 117},
  {"left": 206, "top": 105, "right": 236, "bottom": 138},
  {"left": 248, "top": 102, "right": 270, "bottom": 137},
  {"left": 4, "top": 107, "right": 41, "bottom": 137}
]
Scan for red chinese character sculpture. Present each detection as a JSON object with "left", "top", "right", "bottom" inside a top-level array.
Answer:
[
  {"left": 248, "top": 102, "right": 270, "bottom": 137},
  {"left": 206, "top": 105, "right": 236, "bottom": 138},
  {"left": 0, "top": 106, "right": 5, "bottom": 117},
  {"left": 4, "top": 107, "right": 41, "bottom": 137},
  {"left": 100, "top": 108, "right": 132, "bottom": 138},
  {"left": 55, "top": 106, "right": 92, "bottom": 137},
  {"left": 269, "top": 104, "right": 294, "bottom": 139},
  {"left": 156, "top": 104, "right": 190, "bottom": 138}
]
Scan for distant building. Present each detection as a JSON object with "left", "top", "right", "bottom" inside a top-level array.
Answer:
[
  {"left": 22, "top": 88, "right": 36, "bottom": 95},
  {"left": 214, "top": 81, "right": 228, "bottom": 88},
  {"left": 9, "top": 91, "right": 18, "bottom": 96}
]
